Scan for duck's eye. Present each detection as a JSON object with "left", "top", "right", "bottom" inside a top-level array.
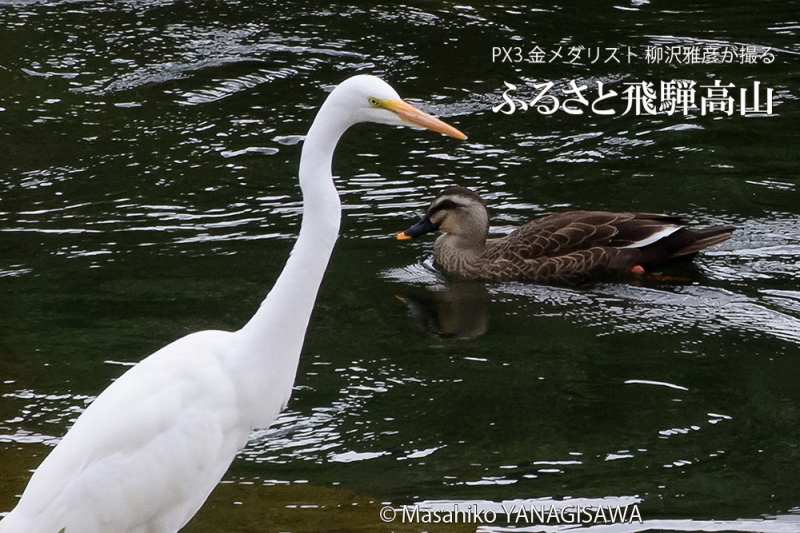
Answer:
[{"left": 368, "top": 97, "right": 380, "bottom": 107}]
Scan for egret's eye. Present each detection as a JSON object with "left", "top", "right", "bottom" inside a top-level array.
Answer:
[{"left": 368, "top": 97, "right": 381, "bottom": 107}]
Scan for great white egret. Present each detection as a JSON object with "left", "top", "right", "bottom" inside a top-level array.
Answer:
[{"left": 0, "top": 75, "right": 466, "bottom": 533}]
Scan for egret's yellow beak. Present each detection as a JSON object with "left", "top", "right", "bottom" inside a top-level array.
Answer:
[{"left": 381, "top": 99, "right": 467, "bottom": 140}]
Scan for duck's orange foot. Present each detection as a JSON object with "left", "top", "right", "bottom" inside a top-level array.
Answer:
[{"left": 630, "top": 265, "right": 646, "bottom": 275}]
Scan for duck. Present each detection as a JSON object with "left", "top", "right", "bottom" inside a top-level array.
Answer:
[
  {"left": 396, "top": 186, "right": 734, "bottom": 283},
  {"left": 0, "top": 75, "right": 466, "bottom": 533}
]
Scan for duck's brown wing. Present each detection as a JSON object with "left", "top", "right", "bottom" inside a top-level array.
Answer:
[
  {"left": 484, "top": 210, "right": 687, "bottom": 261},
  {"left": 482, "top": 247, "right": 633, "bottom": 283}
]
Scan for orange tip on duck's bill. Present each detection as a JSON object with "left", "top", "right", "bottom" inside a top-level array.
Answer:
[
  {"left": 381, "top": 99, "right": 467, "bottom": 140},
  {"left": 396, "top": 231, "right": 413, "bottom": 240}
]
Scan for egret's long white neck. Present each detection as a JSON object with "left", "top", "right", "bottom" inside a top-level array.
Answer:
[{"left": 236, "top": 94, "right": 349, "bottom": 394}]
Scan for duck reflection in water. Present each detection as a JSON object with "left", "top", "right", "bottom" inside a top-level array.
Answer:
[{"left": 395, "top": 279, "right": 490, "bottom": 339}]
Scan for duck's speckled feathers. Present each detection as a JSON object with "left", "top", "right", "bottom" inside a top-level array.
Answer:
[
  {"left": 484, "top": 211, "right": 685, "bottom": 260},
  {"left": 440, "top": 211, "right": 732, "bottom": 283}
]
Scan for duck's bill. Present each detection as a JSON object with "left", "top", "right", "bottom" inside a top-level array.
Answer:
[
  {"left": 396, "top": 215, "right": 439, "bottom": 240},
  {"left": 383, "top": 99, "right": 467, "bottom": 140}
]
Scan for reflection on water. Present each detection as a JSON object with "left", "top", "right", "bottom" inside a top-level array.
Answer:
[
  {"left": 1, "top": 0, "right": 799, "bottom": 531},
  {"left": 395, "top": 278, "right": 491, "bottom": 339}
]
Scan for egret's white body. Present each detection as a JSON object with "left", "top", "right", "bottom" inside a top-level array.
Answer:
[{"left": 0, "top": 75, "right": 465, "bottom": 533}]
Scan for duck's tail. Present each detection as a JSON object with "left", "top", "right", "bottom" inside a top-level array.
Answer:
[{"left": 641, "top": 225, "right": 735, "bottom": 264}]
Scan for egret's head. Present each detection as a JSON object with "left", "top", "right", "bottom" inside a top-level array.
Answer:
[
  {"left": 396, "top": 186, "right": 488, "bottom": 242},
  {"left": 329, "top": 75, "right": 467, "bottom": 140}
]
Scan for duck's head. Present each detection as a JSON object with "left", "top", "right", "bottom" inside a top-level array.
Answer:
[{"left": 396, "top": 186, "right": 489, "bottom": 244}]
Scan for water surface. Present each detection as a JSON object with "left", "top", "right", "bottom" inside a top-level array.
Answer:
[{"left": 1, "top": 1, "right": 799, "bottom": 531}]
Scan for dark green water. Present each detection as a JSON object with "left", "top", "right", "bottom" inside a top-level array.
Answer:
[{"left": 1, "top": 1, "right": 799, "bottom": 531}]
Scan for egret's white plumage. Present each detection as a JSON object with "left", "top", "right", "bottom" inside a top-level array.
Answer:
[{"left": 0, "top": 74, "right": 465, "bottom": 533}]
